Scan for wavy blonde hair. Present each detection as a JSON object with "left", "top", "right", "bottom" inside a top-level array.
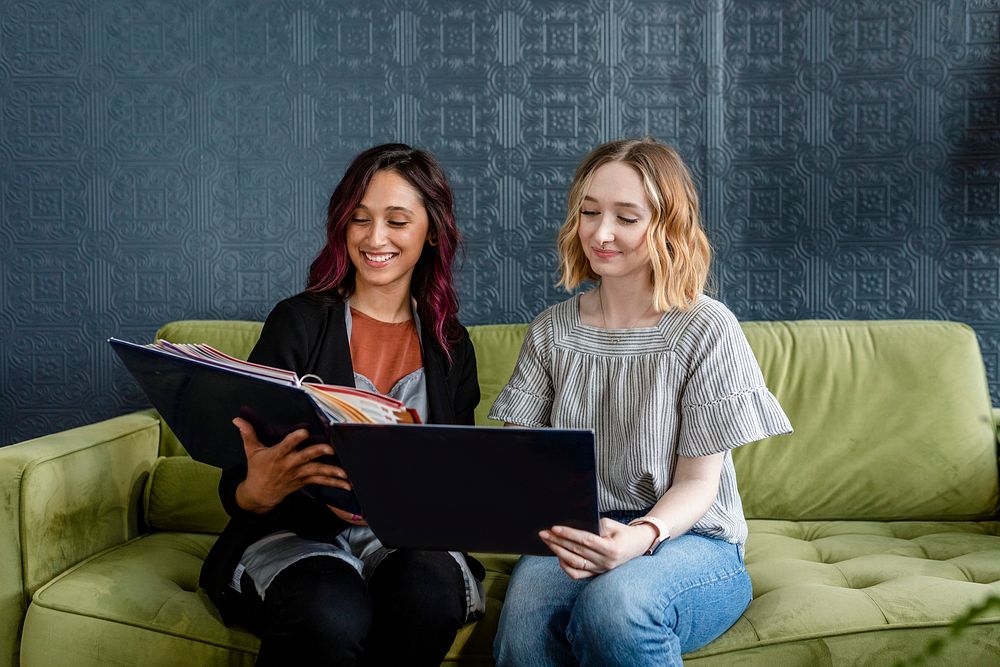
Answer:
[{"left": 557, "top": 137, "right": 711, "bottom": 312}]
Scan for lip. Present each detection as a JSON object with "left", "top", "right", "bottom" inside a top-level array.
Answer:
[
  {"left": 361, "top": 251, "right": 399, "bottom": 267},
  {"left": 591, "top": 247, "right": 620, "bottom": 259}
]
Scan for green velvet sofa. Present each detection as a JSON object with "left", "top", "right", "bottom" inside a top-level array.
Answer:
[{"left": 3, "top": 318, "right": 999, "bottom": 666}]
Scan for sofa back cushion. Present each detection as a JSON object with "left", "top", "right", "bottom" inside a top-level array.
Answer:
[
  {"left": 144, "top": 456, "right": 228, "bottom": 533},
  {"left": 148, "top": 318, "right": 999, "bottom": 529},
  {"left": 468, "top": 324, "right": 531, "bottom": 425},
  {"left": 736, "top": 320, "right": 998, "bottom": 521}
]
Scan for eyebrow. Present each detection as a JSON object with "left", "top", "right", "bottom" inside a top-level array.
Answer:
[
  {"left": 582, "top": 195, "right": 647, "bottom": 211},
  {"left": 355, "top": 204, "right": 415, "bottom": 215}
]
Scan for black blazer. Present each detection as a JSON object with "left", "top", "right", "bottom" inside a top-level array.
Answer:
[{"left": 199, "top": 291, "right": 481, "bottom": 622}]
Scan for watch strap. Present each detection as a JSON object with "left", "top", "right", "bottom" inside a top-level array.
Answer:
[{"left": 628, "top": 516, "right": 670, "bottom": 555}]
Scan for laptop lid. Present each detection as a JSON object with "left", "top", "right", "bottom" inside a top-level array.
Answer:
[{"left": 330, "top": 423, "right": 599, "bottom": 556}]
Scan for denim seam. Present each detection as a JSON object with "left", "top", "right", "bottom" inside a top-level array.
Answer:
[{"left": 656, "top": 565, "right": 749, "bottom": 631}]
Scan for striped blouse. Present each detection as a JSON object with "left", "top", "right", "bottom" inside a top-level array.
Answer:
[{"left": 488, "top": 293, "right": 792, "bottom": 546}]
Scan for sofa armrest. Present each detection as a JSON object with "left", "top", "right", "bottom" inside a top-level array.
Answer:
[{"left": 0, "top": 410, "right": 161, "bottom": 667}]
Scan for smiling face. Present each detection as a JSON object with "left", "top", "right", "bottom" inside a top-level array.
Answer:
[
  {"left": 577, "top": 160, "right": 653, "bottom": 283},
  {"left": 346, "top": 169, "right": 430, "bottom": 296}
]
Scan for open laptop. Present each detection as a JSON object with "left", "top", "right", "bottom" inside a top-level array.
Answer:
[{"left": 330, "top": 423, "right": 599, "bottom": 556}]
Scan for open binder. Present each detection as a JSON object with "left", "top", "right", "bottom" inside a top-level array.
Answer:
[
  {"left": 110, "top": 338, "right": 414, "bottom": 514},
  {"left": 110, "top": 338, "right": 600, "bottom": 554}
]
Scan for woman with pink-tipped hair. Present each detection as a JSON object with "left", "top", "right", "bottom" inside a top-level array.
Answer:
[{"left": 200, "top": 144, "right": 484, "bottom": 666}]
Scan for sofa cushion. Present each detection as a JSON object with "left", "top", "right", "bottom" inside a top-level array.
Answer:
[
  {"left": 687, "top": 519, "right": 1000, "bottom": 663},
  {"left": 21, "top": 533, "right": 257, "bottom": 666},
  {"left": 736, "top": 321, "right": 999, "bottom": 521},
  {"left": 145, "top": 457, "right": 227, "bottom": 534},
  {"left": 20, "top": 532, "right": 519, "bottom": 666}
]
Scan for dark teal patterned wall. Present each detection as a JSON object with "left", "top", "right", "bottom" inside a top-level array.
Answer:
[{"left": 2, "top": 0, "right": 999, "bottom": 445}]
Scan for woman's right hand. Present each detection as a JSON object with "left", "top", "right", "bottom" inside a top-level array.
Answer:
[{"left": 232, "top": 417, "right": 351, "bottom": 514}]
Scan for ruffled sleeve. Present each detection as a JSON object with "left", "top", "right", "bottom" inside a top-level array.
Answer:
[{"left": 677, "top": 301, "right": 792, "bottom": 457}]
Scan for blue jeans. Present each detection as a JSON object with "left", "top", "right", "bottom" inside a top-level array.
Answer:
[{"left": 494, "top": 532, "right": 751, "bottom": 667}]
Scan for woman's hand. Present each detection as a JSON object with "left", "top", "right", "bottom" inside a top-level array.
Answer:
[
  {"left": 233, "top": 417, "right": 352, "bottom": 514},
  {"left": 539, "top": 518, "right": 659, "bottom": 579}
]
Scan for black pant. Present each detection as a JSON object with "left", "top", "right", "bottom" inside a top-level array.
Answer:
[{"left": 233, "top": 550, "right": 467, "bottom": 666}]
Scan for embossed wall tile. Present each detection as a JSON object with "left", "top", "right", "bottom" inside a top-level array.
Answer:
[
  {"left": 520, "top": 1, "right": 606, "bottom": 80},
  {"left": 829, "top": 163, "right": 915, "bottom": 240},
  {"left": 830, "top": 0, "right": 917, "bottom": 73},
  {"left": 620, "top": 82, "right": 705, "bottom": 155},
  {"left": 725, "top": 83, "right": 807, "bottom": 158},
  {"left": 102, "top": 1, "right": 194, "bottom": 77},
  {"left": 211, "top": 247, "right": 298, "bottom": 320},
  {"left": 719, "top": 247, "right": 809, "bottom": 320},
  {"left": 212, "top": 165, "right": 295, "bottom": 244},
  {"left": 516, "top": 246, "right": 566, "bottom": 315},
  {"left": 208, "top": 83, "right": 293, "bottom": 161},
  {"left": 1, "top": 0, "right": 85, "bottom": 76},
  {"left": 313, "top": 1, "right": 397, "bottom": 76},
  {"left": 831, "top": 78, "right": 915, "bottom": 156},
  {"left": 725, "top": 0, "right": 807, "bottom": 77},
  {"left": 6, "top": 165, "right": 87, "bottom": 243},
  {"left": 940, "top": 158, "right": 1000, "bottom": 239},
  {"left": 5, "top": 248, "right": 91, "bottom": 325},
  {"left": 7, "top": 329, "right": 94, "bottom": 410},
  {"left": 521, "top": 84, "right": 603, "bottom": 159},
  {"left": 418, "top": 82, "right": 498, "bottom": 158},
  {"left": 108, "top": 81, "right": 192, "bottom": 160},
  {"left": 521, "top": 164, "right": 573, "bottom": 237},
  {"left": 204, "top": 1, "right": 294, "bottom": 77},
  {"left": 620, "top": 0, "right": 705, "bottom": 80},
  {"left": 314, "top": 83, "right": 399, "bottom": 157},
  {"left": 827, "top": 246, "right": 917, "bottom": 318},
  {"left": 417, "top": 1, "right": 499, "bottom": 78},
  {"left": 974, "top": 326, "right": 1000, "bottom": 393},
  {"left": 724, "top": 165, "right": 806, "bottom": 241},
  {"left": 936, "top": 0, "right": 1000, "bottom": 69},
  {"left": 455, "top": 251, "right": 503, "bottom": 322},
  {"left": 942, "top": 74, "right": 1000, "bottom": 155},
  {"left": 939, "top": 245, "right": 1000, "bottom": 322},
  {"left": 5, "top": 80, "right": 86, "bottom": 158},
  {"left": 108, "top": 247, "right": 196, "bottom": 323},
  {"left": 446, "top": 162, "right": 502, "bottom": 238}
]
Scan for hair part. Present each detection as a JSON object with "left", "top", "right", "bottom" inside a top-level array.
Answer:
[
  {"left": 306, "top": 143, "right": 463, "bottom": 362},
  {"left": 556, "top": 137, "right": 711, "bottom": 312}
]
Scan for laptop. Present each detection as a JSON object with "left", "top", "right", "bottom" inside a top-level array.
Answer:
[{"left": 330, "top": 423, "right": 599, "bottom": 556}]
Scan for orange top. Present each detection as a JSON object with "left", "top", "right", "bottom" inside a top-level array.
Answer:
[{"left": 349, "top": 308, "right": 423, "bottom": 394}]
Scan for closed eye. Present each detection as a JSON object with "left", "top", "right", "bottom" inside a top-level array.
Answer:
[
  {"left": 618, "top": 216, "right": 639, "bottom": 224},
  {"left": 581, "top": 210, "right": 600, "bottom": 217}
]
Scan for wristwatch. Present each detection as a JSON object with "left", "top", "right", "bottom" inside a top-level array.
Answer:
[{"left": 628, "top": 516, "right": 670, "bottom": 555}]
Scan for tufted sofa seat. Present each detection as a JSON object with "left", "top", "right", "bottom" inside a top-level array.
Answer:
[{"left": 4, "top": 319, "right": 1000, "bottom": 666}]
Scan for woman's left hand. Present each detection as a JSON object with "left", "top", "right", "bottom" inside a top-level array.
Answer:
[{"left": 539, "top": 518, "right": 657, "bottom": 579}]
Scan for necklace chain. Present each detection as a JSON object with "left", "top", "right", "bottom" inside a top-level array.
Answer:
[{"left": 597, "top": 285, "right": 653, "bottom": 332}]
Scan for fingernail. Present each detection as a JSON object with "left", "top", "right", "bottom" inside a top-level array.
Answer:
[{"left": 539, "top": 530, "right": 550, "bottom": 539}]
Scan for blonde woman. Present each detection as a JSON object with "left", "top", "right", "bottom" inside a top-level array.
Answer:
[{"left": 490, "top": 138, "right": 792, "bottom": 666}]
